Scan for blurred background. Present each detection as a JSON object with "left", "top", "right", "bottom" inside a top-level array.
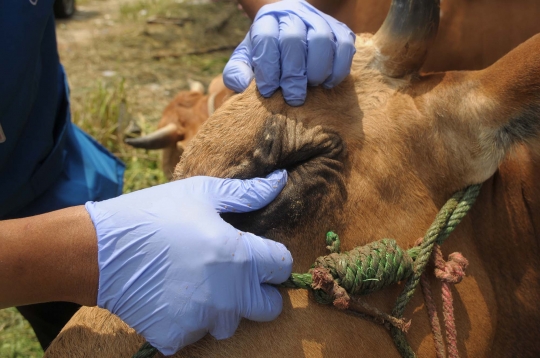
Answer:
[{"left": 0, "top": 0, "right": 249, "bottom": 356}]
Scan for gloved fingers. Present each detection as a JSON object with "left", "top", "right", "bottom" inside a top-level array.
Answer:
[
  {"left": 149, "top": 328, "right": 207, "bottom": 356},
  {"left": 208, "top": 284, "right": 283, "bottom": 340},
  {"left": 305, "top": 15, "right": 335, "bottom": 86},
  {"left": 223, "top": 33, "right": 254, "bottom": 93},
  {"left": 211, "top": 169, "right": 287, "bottom": 213},
  {"left": 277, "top": 13, "right": 308, "bottom": 106},
  {"left": 208, "top": 312, "right": 241, "bottom": 340},
  {"left": 243, "top": 232, "right": 293, "bottom": 285},
  {"left": 322, "top": 22, "right": 356, "bottom": 89},
  {"left": 243, "top": 284, "right": 284, "bottom": 322},
  {"left": 251, "top": 15, "right": 281, "bottom": 98}
]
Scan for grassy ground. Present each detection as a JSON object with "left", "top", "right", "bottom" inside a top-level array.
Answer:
[
  {"left": 60, "top": 0, "right": 250, "bottom": 192},
  {"left": 0, "top": 0, "right": 249, "bottom": 356},
  {"left": 0, "top": 309, "right": 43, "bottom": 358}
]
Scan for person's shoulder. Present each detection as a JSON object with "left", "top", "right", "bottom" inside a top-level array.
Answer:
[{"left": 0, "top": 0, "right": 55, "bottom": 19}]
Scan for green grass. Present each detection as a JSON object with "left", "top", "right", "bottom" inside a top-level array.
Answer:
[
  {"left": 0, "top": 308, "right": 43, "bottom": 358},
  {"left": 72, "top": 78, "right": 168, "bottom": 193}
]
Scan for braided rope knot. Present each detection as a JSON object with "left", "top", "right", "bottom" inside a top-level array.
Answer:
[
  {"left": 308, "top": 238, "right": 414, "bottom": 332},
  {"left": 280, "top": 235, "right": 417, "bottom": 331},
  {"left": 308, "top": 237, "right": 416, "bottom": 332},
  {"left": 313, "top": 238, "right": 414, "bottom": 297},
  {"left": 434, "top": 251, "right": 468, "bottom": 284}
]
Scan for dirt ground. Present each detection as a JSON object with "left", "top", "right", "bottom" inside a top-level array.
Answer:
[
  {"left": 57, "top": 0, "right": 250, "bottom": 116},
  {"left": 0, "top": 1, "right": 249, "bottom": 356},
  {"left": 57, "top": 0, "right": 249, "bottom": 121},
  {"left": 57, "top": 0, "right": 251, "bottom": 192}
]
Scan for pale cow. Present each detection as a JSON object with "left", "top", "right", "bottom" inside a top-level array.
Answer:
[
  {"left": 45, "top": 0, "right": 540, "bottom": 357},
  {"left": 125, "top": 76, "right": 233, "bottom": 179}
]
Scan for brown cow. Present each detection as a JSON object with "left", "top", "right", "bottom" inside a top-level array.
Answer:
[
  {"left": 44, "top": 0, "right": 540, "bottom": 357},
  {"left": 125, "top": 76, "right": 233, "bottom": 179},
  {"left": 309, "top": 0, "right": 540, "bottom": 72},
  {"left": 132, "top": 0, "right": 540, "bottom": 179}
]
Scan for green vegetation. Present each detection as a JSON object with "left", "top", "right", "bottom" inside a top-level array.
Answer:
[
  {"left": 72, "top": 78, "right": 168, "bottom": 192},
  {"left": 0, "top": 308, "right": 43, "bottom": 358}
]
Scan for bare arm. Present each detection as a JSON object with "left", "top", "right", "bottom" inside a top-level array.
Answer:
[
  {"left": 0, "top": 206, "right": 98, "bottom": 309},
  {"left": 237, "top": 0, "right": 279, "bottom": 20},
  {"left": 307, "top": 0, "right": 349, "bottom": 17},
  {"left": 237, "top": 0, "right": 350, "bottom": 22}
]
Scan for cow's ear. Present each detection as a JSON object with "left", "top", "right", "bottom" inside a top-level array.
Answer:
[
  {"left": 417, "top": 34, "right": 540, "bottom": 172},
  {"left": 471, "top": 34, "right": 540, "bottom": 152}
]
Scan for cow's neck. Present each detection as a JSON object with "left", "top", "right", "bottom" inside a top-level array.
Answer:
[{"left": 467, "top": 144, "right": 540, "bottom": 351}]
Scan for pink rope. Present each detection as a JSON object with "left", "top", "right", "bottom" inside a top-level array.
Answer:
[
  {"left": 433, "top": 246, "right": 468, "bottom": 358},
  {"left": 420, "top": 272, "right": 446, "bottom": 358},
  {"left": 418, "top": 238, "right": 469, "bottom": 358}
]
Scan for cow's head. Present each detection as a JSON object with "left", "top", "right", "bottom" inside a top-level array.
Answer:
[
  {"left": 173, "top": 0, "right": 540, "bottom": 271},
  {"left": 125, "top": 77, "right": 233, "bottom": 178}
]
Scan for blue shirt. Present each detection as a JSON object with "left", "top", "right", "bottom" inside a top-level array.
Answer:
[{"left": 0, "top": 0, "right": 124, "bottom": 219}]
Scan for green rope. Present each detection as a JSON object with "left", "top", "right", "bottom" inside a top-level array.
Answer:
[
  {"left": 133, "top": 184, "right": 481, "bottom": 358},
  {"left": 280, "top": 238, "right": 418, "bottom": 305},
  {"left": 132, "top": 342, "right": 158, "bottom": 358},
  {"left": 317, "top": 238, "right": 414, "bottom": 295},
  {"left": 326, "top": 231, "right": 341, "bottom": 253},
  {"left": 390, "top": 184, "right": 481, "bottom": 357},
  {"left": 277, "top": 184, "right": 481, "bottom": 357}
]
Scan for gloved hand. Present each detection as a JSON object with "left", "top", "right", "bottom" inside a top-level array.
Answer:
[
  {"left": 84, "top": 170, "right": 292, "bottom": 355},
  {"left": 224, "top": 0, "right": 356, "bottom": 106}
]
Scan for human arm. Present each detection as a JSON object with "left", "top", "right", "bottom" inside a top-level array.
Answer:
[
  {"left": 0, "top": 206, "right": 99, "bottom": 308},
  {"left": 0, "top": 170, "right": 292, "bottom": 355},
  {"left": 225, "top": 0, "right": 356, "bottom": 106},
  {"left": 237, "top": 0, "right": 280, "bottom": 20},
  {"left": 237, "top": 0, "right": 351, "bottom": 23}
]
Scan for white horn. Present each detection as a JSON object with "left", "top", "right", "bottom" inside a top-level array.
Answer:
[
  {"left": 124, "top": 123, "right": 179, "bottom": 149},
  {"left": 188, "top": 79, "right": 205, "bottom": 94}
]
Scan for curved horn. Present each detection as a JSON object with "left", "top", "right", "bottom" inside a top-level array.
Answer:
[
  {"left": 188, "top": 79, "right": 205, "bottom": 94},
  {"left": 124, "top": 123, "right": 180, "bottom": 149},
  {"left": 373, "top": 0, "right": 440, "bottom": 77}
]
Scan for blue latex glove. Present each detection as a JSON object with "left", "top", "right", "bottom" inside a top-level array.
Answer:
[
  {"left": 84, "top": 170, "right": 292, "bottom": 355},
  {"left": 223, "top": 0, "right": 356, "bottom": 106}
]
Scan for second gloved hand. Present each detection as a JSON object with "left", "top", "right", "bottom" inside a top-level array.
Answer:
[
  {"left": 224, "top": 0, "right": 356, "bottom": 106},
  {"left": 85, "top": 170, "right": 292, "bottom": 356}
]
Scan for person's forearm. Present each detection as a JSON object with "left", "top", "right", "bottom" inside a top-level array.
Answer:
[
  {"left": 307, "top": 1, "right": 349, "bottom": 18},
  {"left": 0, "top": 206, "right": 98, "bottom": 309},
  {"left": 238, "top": 0, "right": 353, "bottom": 27},
  {"left": 237, "top": 0, "right": 279, "bottom": 20}
]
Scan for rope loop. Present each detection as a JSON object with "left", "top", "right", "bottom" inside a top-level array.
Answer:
[
  {"left": 132, "top": 342, "right": 158, "bottom": 358},
  {"left": 434, "top": 250, "right": 469, "bottom": 284}
]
